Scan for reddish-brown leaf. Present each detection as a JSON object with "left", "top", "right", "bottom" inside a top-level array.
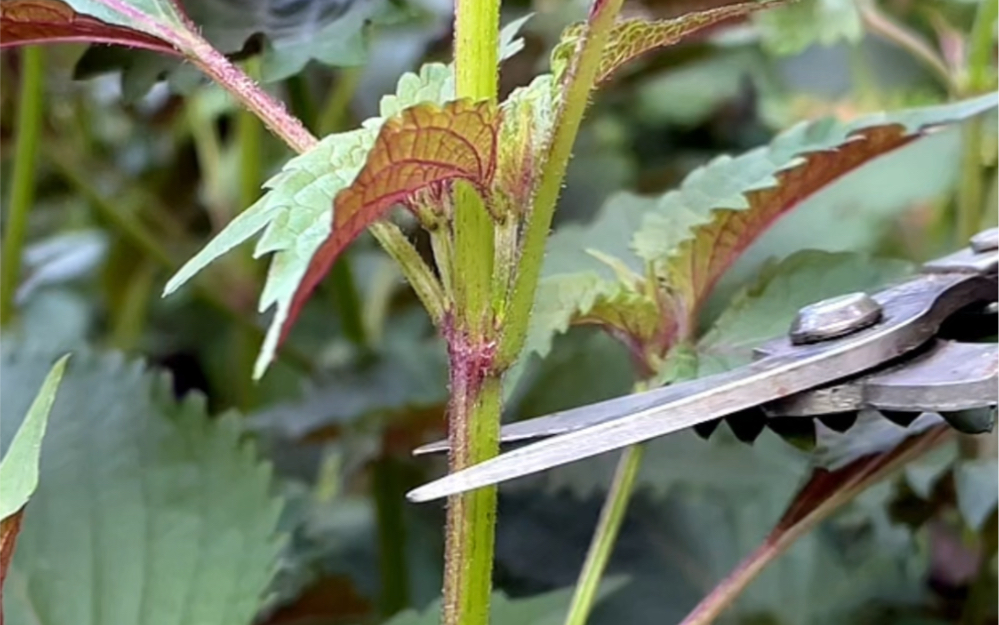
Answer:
[
  {"left": 280, "top": 99, "right": 501, "bottom": 343},
  {"left": 0, "top": 0, "right": 179, "bottom": 54}
]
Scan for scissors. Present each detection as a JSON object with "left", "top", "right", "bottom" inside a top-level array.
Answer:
[{"left": 407, "top": 228, "right": 999, "bottom": 503}]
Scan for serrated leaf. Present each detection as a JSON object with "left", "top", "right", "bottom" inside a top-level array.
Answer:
[
  {"left": 953, "top": 459, "right": 999, "bottom": 531},
  {"left": 754, "top": 0, "right": 862, "bottom": 55},
  {"left": 0, "top": 0, "right": 180, "bottom": 52},
  {"left": 553, "top": 2, "right": 778, "bottom": 85},
  {"left": 0, "top": 344, "right": 282, "bottom": 625},
  {"left": 521, "top": 193, "right": 660, "bottom": 362},
  {"left": 165, "top": 20, "right": 536, "bottom": 377},
  {"left": 0, "top": 355, "right": 68, "bottom": 522},
  {"left": 635, "top": 93, "right": 998, "bottom": 342},
  {"left": 282, "top": 98, "right": 500, "bottom": 354},
  {"left": 697, "top": 250, "right": 912, "bottom": 374},
  {"left": 0, "top": 354, "right": 69, "bottom": 602}
]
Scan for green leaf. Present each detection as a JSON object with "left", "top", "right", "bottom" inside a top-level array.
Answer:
[
  {"left": 697, "top": 250, "right": 912, "bottom": 375},
  {"left": 634, "top": 93, "right": 998, "bottom": 342},
  {"left": 0, "top": 344, "right": 282, "bottom": 625},
  {"left": 63, "top": 0, "right": 188, "bottom": 36},
  {"left": 0, "top": 355, "right": 68, "bottom": 521},
  {"left": 384, "top": 580, "right": 626, "bottom": 625},
  {"left": 520, "top": 193, "right": 660, "bottom": 363},
  {"left": 953, "top": 459, "right": 999, "bottom": 531},
  {"left": 754, "top": 0, "right": 863, "bottom": 55},
  {"left": 165, "top": 15, "right": 536, "bottom": 377}
]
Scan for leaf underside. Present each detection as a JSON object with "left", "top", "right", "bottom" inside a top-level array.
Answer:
[
  {"left": 0, "top": 0, "right": 180, "bottom": 53},
  {"left": 524, "top": 93, "right": 998, "bottom": 366}
]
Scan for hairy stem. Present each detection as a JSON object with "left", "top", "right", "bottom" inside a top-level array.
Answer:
[
  {"left": 500, "top": 0, "right": 626, "bottom": 366},
  {"left": 443, "top": 366, "right": 502, "bottom": 625},
  {"left": 444, "top": 0, "right": 502, "bottom": 621},
  {"left": 179, "top": 30, "right": 443, "bottom": 345},
  {"left": 1, "top": 46, "right": 45, "bottom": 327},
  {"left": 563, "top": 444, "right": 645, "bottom": 625}
]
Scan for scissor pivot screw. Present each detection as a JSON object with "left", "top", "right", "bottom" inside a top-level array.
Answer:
[
  {"left": 789, "top": 292, "right": 883, "bottom": 345},
  {"left": 970, "top": 227, "right": 999, "bottom": 253}
]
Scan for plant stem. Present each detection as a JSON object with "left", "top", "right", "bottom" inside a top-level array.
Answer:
[
  {"left": 319, "top": 67, "right": 363, "bottom": 135},
  {"left": 329, "top": 257, "right": 368, "bottom": 347},
  {"left": 500, "top": 0, "right": 626, "bottom": 366},
  {"left": 1, "top": 46, "right": 45, "bottom": 327},
  {"left": 679, "top": 427, "right": 948, "bottom": 625},
  {"left": 285, "top": 73, "right": 319, "bottom": 133},
  {"left": 859, "top": 1, "right": 955, "bottom": 93},
  {"left": 442, "top": 370, "right": 503, "bottom": 625},
  {"left": 185, "top": 36, "right": 316, "bottom": 154},
  {"left": 372, "top": 457, "right": 412, "bottom": 617},
  {"left": 443, "top": 0, "right": 502, "bottom": 621},
  {"left": 955, "top": 0, "right": 998, "bottom": 244},
  {"left": 563, "top": 445, "right": 645, "bottom": 625},
  {"left": 179, "top": 30, "right": 444, "bottom": 344},
  {"left": 966, "top": 0, "right": 999, "bottom": 93}
]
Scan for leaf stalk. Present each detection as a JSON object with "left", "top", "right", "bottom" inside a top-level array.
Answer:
[{"left": 1, "top": 46, "right": 45, "bottom": 327}]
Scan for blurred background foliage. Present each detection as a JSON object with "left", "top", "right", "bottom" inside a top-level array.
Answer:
[{"left": 0, "top": 0, "right": 996, "bottom": 623}]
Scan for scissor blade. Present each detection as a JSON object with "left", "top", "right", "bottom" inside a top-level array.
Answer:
[
  {"left": 406, "top": 272, "right": 993, "bottom": 502},
  {"left": 412, "top": 384, "right": 686, "bottom": 455}
]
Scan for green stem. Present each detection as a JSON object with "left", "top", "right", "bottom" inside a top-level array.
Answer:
[
  {"left": 109, "top": 261, "right": 156, "bottom": 351},
  {"left": 319, "top": 67, "right": 363, "bottom": 135},
  {"left": 186, "top": 94, "right": 229, "bottom": 225},
  {"left": 955, "top": 0, "right": 998, "bottom": 244},
  {"left": 372, "top": 457, "right": 412, "bottom": 617},
  {"left": 443, "top": 374, "right": 502, "bottom": 625},
  {"left": 179, "top": 29, "right": 444, "bottom": 350},
  {"left": 442, "top": 0, "right": 502, "bottom": 621},
  {"left": 858, "top": 1, "right": 955, "bottom": 93},
  {"left": 563, "top": 444, "right": 645, "bottom": 625},
  {"left": 966, "top": 0, "right": 999, "bottom": 93},
  {"left": 329, "top": 256, "right": 368, "bottom": 347},
  {"left": 284, "top": 73, "right": 319, "bottom": 134},
  {"left": 441, "top": 0, "right": 503, "bottom": 621},
  {"left": 957, "top": 118, "right": 985, "bottom": 243},
  {"left": 499, "top": 0, "right": 626, "bottom": 366},
  {"left": 1, "top": 46, "right": 45, "bottom": 327}
]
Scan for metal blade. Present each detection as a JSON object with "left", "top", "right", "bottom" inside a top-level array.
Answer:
[{"left": 407, "top": 272, "right": 994, "bottom": 502}]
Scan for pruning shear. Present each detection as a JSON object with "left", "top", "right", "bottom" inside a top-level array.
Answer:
[{"left": 407, "top": 228, "right": 999, "bottom": 503}]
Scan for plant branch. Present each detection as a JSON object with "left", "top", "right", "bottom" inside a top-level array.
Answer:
[
  {"left": 679, "top": 427, "right": 949, "bottom": 625},
  {"left": 563, "top": 444, "right": 645, "bottom": 625},
  {"left": 1, "top": 46, "right": 45, "bottom": 327},
  {"left": 500, "top": 0, "right": 627, "bottom": 366},
  {"left": 966, "top": 0, "right": 999, "bottom": 93},
  {"left": 859, "top": 1, "right": 955, "bottom": 93}
]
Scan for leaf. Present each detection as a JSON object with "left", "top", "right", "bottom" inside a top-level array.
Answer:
[
  {"left": 697, "top": 250, "right": 913, "bottom": 375},
  {"left": 0, "top": 355, "right": 68, "bottom": 603},
  {"left": 0, "top": 0, "right": 179, "bottom": 53},
  {"left": 754, "top": 0, "right": 863, "bottom": 56},
  {"left": 520, "top": 193, "right": 661, "bottom": 363},
  {"left": 165, "top": 19, "right": 534, "bottom": 377},
  {"left": 683, "top": 425, "right": 949, "bottom": 624},
  {"left": 953, "top": 459, "right": 999, "bottom": 531},
  {"left": 57, "top": 0, "right": 189, "bottom": 40},
  {"left": 552, "top": 2, "right": 778, "bottom": 85},
  {"left": 0, "top": 344, "right": 282, "bottom": 625},
  {"left": 282, "top": 99, "right": 500, "bottom": 362},
  {"left": 0, "top": 355, "right": 69, "bottom": 522},
  {"left": 634, "top": 93, "right": 998, "bottom": 342}
]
